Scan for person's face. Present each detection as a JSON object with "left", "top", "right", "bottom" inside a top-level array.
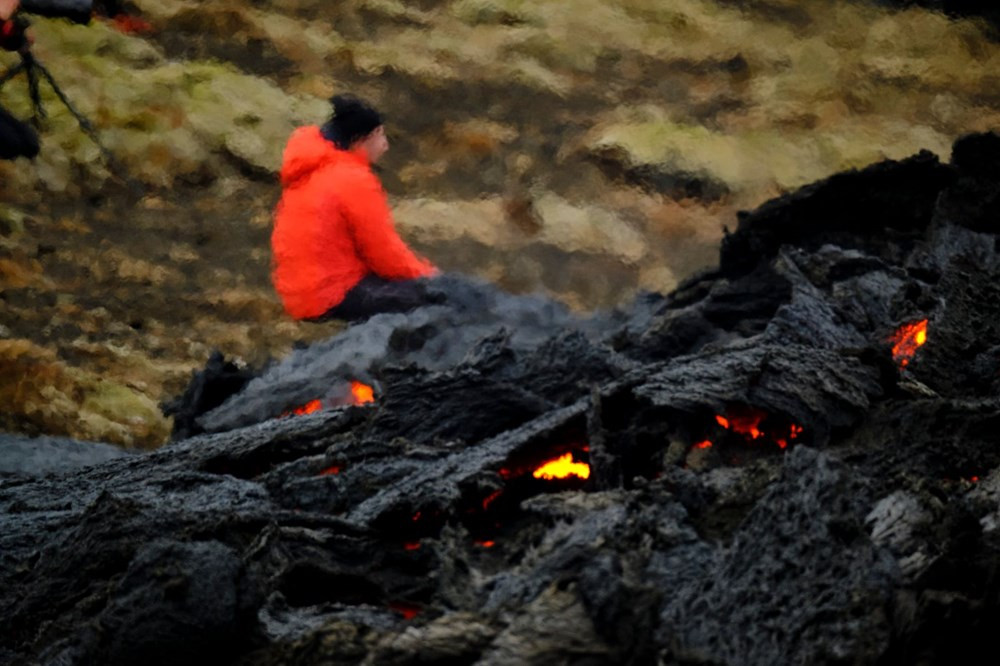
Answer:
[{"left": 356, "top": 126, "right": 389, "bottom": 164}]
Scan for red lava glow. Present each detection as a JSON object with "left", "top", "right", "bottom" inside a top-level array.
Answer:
[
  {"left": 774, "top": 424, "right": 806, "bottom": 450},
  {"left": 351, "top": 381, "right": 375, "bottom": 405},
  {"left": 412, "top": 511, "right": 422, "bottom": 522},
  {"left": 891, "top": 319, "right": 929, "bottom": 369},
  {"left": 288, "top": 399, "right": 322, "bottom": 416},
  {"left": 715, "top": 407, "right": 803, "bottom": 450},
  {"left": 694, "top": 440, "right": 713, "bottom": 450},
  {"left": 404, "top": 542, "right": 421, "bottom": 551},
  {"left": 109, "top": 15, "right": 153, "bottom": 34},
  {"left": 476, "top": 540, "right": 496, "bottom": 548},
  {"left": 971, "top": 476, "right": 980, "bottom": 483},
  {"left": 532, "top": 452, "right": 591, "bottom": 480},
  {"left": 727, "top": 412, "right": 763, "bottom": 440},
  {"left": 482, "top": 489, "right": 503, "bottom": 511},
  {"left": 388, "top": 602, "right": 420, "bottom": 620},
  {"left": 285, "top": 380, "right": 373, "bottom": 417},
  {"left": 318, "top": 465, "right": 341, "bottom": 476}
]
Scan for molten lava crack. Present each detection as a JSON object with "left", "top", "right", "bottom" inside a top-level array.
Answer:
[{"left": 891, "top": 319, "right": 929, "bottom": 369}]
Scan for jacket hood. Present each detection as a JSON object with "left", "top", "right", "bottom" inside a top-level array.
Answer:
[{"left": 279, "top": 125, "right": 367, "bottom": 187}]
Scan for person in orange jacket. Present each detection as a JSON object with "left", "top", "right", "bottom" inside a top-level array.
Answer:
[{"left": 271, "top": 94, "right": 441, "bottom": 322}]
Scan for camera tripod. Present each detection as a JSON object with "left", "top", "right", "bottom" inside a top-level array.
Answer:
[{"left": 1, "top": 50, "right": 128, "bottom": 182}]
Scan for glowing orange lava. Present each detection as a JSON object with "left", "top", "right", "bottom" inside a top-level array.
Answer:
[
  {"left": 716, "top": 409, "right": 765, "bottom": 440},
  {"left": 288, "top": 399, "right": 322, "bottom": 416},
  {"left": 532, "top": 453, "right": 590, "bottom": 480},
  {"left": 774, "top": 423, "right": 805, "bottom": 450},
  {"left": 891, "top": 319, "right": 929, "bottom": 369},
  {"left": 404, "top": 542, "right": 421, "bottom": 551},
  {"left": 715, "top": 407, "right": 803, "bottom": 449},
  {"left": 476, "top": 540, "right": 496, "bottom": 548},
  {"left": 351, "top": 381, "right": 375, "bottom": 405},
  {"left": 694, "top": 440, "right": 713, "bottom": 450},
  {"left": 318, "top": 465, "right": 341, "bottom": 476}
]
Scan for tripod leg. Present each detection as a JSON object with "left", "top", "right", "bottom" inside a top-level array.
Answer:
[
  {"left": 0, "top": 60, "right": 28, "bottom": 90},
  {"left": 32, "top": 58, "right": 137, "bottom": 190},
  {"left": 25, "top": 59, "right": 45, "bottom": 124},
  {"left": 34, "top": 61, "right": 104, "bottom": 152}
]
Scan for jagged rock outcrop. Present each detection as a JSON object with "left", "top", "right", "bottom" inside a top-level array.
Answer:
[{"left": 3, "top": 132, "right": 1000, "bottom": 665}]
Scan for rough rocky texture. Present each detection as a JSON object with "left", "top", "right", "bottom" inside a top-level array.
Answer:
[
  {"left": 659, "top": 447, "right": 897, "bottom": 665},
  {"left": 3, "top": 133, "right": 1000, "bottom": 665},
  {"left": 0, "top": 433, "right": 134, "bottom": 475}
]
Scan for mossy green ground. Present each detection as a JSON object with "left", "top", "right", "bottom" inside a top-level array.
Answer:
[{"left": 1, "top": 0, "right": 998, "bottom": 446}]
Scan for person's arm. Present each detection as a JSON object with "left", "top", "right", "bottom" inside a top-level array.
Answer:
[{"left": 339, "top": 170, "right": 436, "bottom": 280}]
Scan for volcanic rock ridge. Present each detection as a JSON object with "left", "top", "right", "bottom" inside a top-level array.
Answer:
[{"left": 3, "top": 131, "right": 1000, "bottom": 665}]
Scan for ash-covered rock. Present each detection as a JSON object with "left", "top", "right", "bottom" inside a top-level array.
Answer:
[
  {"left": 193, "top": 276, "right": 606, "bottom": 435},
  {"left": 4, "top": 132, "right": 1000, "bottom": 665},
  {"left": 659, "top": 447, "right": 898, "bottom": 665},
  {"left": 0, "top": 433, "right": 134, "bottom": 476}
]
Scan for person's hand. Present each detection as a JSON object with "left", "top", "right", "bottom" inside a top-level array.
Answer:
[{"left": 0, "top": 0, "right": 20, "bottom": 22}]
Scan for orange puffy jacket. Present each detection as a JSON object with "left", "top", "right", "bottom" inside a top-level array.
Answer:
[{"left": 271, "top": 126, "right": 435, "bottom": 319}]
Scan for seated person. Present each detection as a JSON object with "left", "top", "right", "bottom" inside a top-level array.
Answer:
[{"left": 271, "top": 94, "right": 440, "bottom": 322}]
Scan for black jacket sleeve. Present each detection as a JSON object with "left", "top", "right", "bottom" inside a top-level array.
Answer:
[{"left": 19, "top": 0, "right": 92, "bottom": 24}]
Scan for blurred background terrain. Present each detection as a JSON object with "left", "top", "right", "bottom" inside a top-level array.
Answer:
[{"left": 1, "top": 0, "right": 999, "bottom": 447}]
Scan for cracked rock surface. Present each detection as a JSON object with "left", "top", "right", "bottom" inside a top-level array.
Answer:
[{"left": 4, "top": 133, "right": 1000, "bottom": 665}]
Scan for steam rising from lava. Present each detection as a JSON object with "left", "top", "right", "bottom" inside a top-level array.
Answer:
[
  {"left": 283, "top": 380, "right": 375, "bottom": 417},
  {"left": 198, "top": 276, "right": 603, "bottom": 433}
]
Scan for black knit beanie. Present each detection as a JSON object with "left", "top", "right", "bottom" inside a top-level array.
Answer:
[{"left": 321, "top": 94, "right": 383, "bottom": 150}]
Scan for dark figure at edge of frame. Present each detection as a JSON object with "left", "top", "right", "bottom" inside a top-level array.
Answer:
[
  {"left": 0, "top": 0, "right": 92, "bottom": 160},
  {"left": 0, "top": 0, "right": 37, "bottom": 160},
  {"left": 271, "top": 94, "right": 443, "bottom": 323}
]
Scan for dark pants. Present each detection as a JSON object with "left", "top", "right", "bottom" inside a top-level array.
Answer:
[
  {"left": 0, "top": 105, "right": 39, "bottom": 160},
  {"left": 311, "top": 275, "right": 444, "bottom": 322}
]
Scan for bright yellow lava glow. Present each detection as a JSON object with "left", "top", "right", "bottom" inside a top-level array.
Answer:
[{"left": 532, "top": 453, "right": 591, "bottom": 480}]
